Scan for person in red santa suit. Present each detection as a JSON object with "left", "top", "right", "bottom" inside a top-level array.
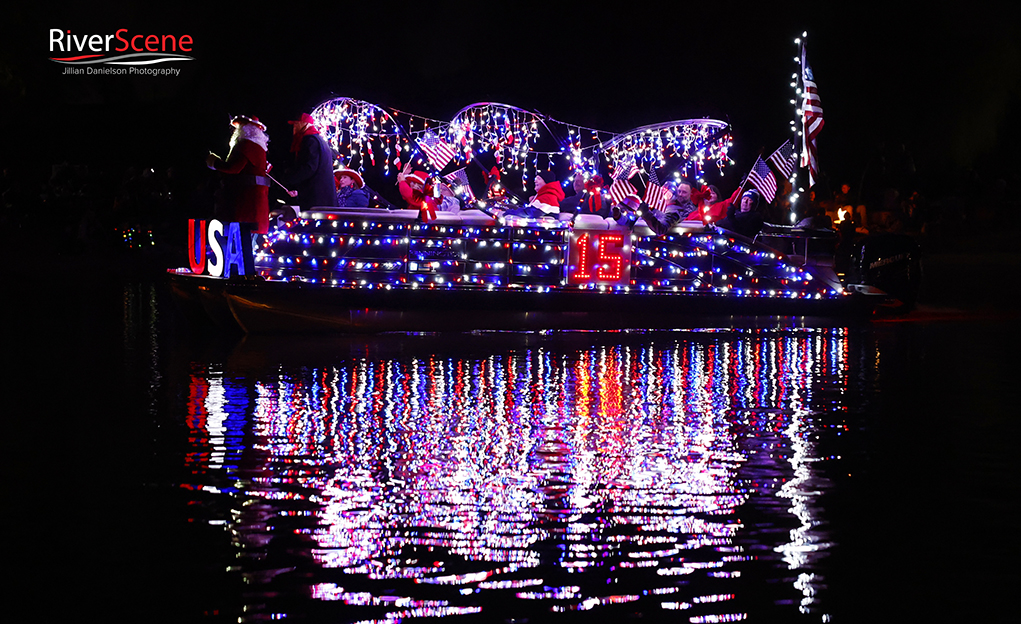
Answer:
[{"left": 205, "top": 115, "right": 271, "bottom": 236}]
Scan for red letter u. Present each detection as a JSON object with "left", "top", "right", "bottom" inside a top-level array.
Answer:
[{"left": 188, "top": 219, "right": 207, "bottom": 273}]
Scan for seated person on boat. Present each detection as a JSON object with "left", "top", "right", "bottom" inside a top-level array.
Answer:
[
  {"left": 716, "top": 189, "right": 766, "bottom": 238},
  {"left": 396, "top": 164, "right": 439, "bottom": 221},
  {"left": 526, "top": 171, "right": 566, "bottom": 217},
  {"left": 566, "top": 174, "right": 610, "bottom": 219},
  {"left": 699, "top": 184, "right": 741, "bottom": 225},
  {"left": 436, "top": 180, "right": 462, "bottom": 213},
  {"left": 636, "top": 180, "right": 697, "bottom": 235},
  {"left": 334, "top": 166, "right": 370, "bottom": 207}
]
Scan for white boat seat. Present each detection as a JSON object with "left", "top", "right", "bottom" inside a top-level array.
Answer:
[{"left": 574, "top": 214, "right": 611, "bottom": 230}]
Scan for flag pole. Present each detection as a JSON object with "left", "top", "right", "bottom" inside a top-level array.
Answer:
[
  {"left": 734, "top": 147, "right": 765, "bottom": 200},
  {"left": 797, "top": 35, "right": 807, "bottom": 191}
]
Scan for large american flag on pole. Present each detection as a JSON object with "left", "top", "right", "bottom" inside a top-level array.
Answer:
[
  {"left": 767, "top": 139, "right": 797, "bottom": 181},
  {"left": 800, "top": 43, "right": 824, "bottom": 187},
  {"left": 747, "top": 156, "right": 778, "bottom": 203},
  {"left": 417, "top": 132, "right": 458, "bottom": 169}
]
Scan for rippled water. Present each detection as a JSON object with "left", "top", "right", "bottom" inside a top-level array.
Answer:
[
  {"left": 169, "top": 321, "right": 867, "bottom": 623},
  {"left": 11, "top": 276, "right": 1018, "bottom": 623}
]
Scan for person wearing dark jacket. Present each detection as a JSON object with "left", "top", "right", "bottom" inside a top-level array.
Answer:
[
  {"left": 716, "top": 189, "right": 765, "bottom": 238},
  {"left": 565, "top": 174, "right": 610, "bottom": 218},
  {"left": 633, "top": 181, "right": 697, "bottom": 235},
  {"left": 558, "top": 173, "right": 588, "bottom": 214},
  {"left": 334, "top": 166, "right": 370, "bottom": 207},
  {"left": 282, "top": 113, "right": 338, "bottom": 211}
]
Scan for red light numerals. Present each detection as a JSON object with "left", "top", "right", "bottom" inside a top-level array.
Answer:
[{"left": 568, "top": 231, "right": 629, "bottom": 285}]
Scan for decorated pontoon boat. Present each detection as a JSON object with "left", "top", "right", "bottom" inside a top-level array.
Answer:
[{"left": 169, "top": 98, "right": 920, "bottom": 333}]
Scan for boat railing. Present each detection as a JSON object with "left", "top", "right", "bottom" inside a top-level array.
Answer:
[
  {"left": 305, "top": 208, "right": 500, "bottom": 226},
  {"left": 298, "top": 206, "right": 715, "bottom": 240},
  {"left": 754, "top": 224, "right": 837, "bottom": 267}
]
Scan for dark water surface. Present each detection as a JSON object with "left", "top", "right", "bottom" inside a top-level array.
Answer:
[{"left": 6, "top": 267, "right": 1019, "bottom": 623}]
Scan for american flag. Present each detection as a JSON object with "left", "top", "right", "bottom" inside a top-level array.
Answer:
[
  {"left": 417, "top": 132, "right": 458, "bottom": 169},
  {"left": 767, "top": 139, "right": 797, "bottom": 180},
  {"left": 607, "top": 178, "right": 637, "bottom": 205},
  {"left": 643, "top": 178, "right": 669, "bottom": 210},
  {"left": 443, "top": 168, "right": 475, "bottom": 202},
  {"left": 612, "top": 153, "right": 638, "bottom": 181},
  {"left": 746, "top": 156, "right": 777, "bottom": 203},
  {"left": 800, "top": 43, "right": 824, "bottom": 187}
]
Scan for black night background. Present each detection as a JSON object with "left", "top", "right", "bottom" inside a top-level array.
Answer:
[{"left": 5, "top": 3, "right": 1020, "bottom": 204}]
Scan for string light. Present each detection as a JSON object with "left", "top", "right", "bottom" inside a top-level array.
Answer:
[
  {"left": 785, "top": 32, "right": 808, "bottom": 217},
  {"left": 253, "top": 217, "right": 843, "bottom": 301},
  {"left": 186, "top": 95, "right": 859, "bottom": 308},
  {"left": 310, "top": 98, "right": 731, "bottom": 193}
]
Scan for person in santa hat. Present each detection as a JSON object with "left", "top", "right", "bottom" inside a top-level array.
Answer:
[
  {"left": 205, "top": 114, "right": 271, "bottom": 235},
  {"left": 334, "top": 165, "right": 370, "bottom": 207},
  {"left": 397, "top": 163, "right": 438, "bottom": 222},
  {"left": 281, "top": 112, "right": 338, "bottom": 211}
]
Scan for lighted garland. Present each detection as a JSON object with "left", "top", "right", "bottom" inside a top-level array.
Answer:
[
  {"left": 449, "top": 103, "right": 544, "bottom": 163},
  {"left": 255, "top": 217, "right": 842, "bottom": 300},
  {"left": 310, "top": 97, "right": 732, "bottom": 191},
  {"left": 784, "top": 31, "right": 809, "bottom": 211},
  {"left": 310, "top": 98, "right": 407, "bottom": 176},
  {"left": 602, "top": 120, "right": 733, "bottom": 187}
]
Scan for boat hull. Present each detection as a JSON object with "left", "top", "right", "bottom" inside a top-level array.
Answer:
[{"left": 169, "top": 272, "right": 878, "bottom": 333}]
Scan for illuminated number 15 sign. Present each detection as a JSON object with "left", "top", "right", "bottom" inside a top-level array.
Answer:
[{"left": 567, "top": 231, "right": 631, "bottom": 287}]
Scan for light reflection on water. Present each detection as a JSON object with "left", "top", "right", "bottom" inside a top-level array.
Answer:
[{"left": 180, "top": 329, "right": 859, "bottom": 623}]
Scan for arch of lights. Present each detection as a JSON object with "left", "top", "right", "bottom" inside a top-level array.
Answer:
[{"left": 308, "top": 97, "right": 733, "bottom": 192}]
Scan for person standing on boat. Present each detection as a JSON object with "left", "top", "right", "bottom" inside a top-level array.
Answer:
[
  {"left": 334, "top": 166, "right": 370, "bottom": 207},
  {"left": 281, "top": 113, "right": 338, "bottom": 211},
  {"left": 205, "top": 115, "right": 271, "bottom": 236}
]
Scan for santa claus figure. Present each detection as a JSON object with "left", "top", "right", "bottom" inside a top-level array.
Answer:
[{"left": 206, "top": 115, "right": 270, "bottom": 234}]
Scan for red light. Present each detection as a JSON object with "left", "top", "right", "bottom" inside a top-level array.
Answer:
[{"left": 568, "top": 231, "right": 630, "bottom": 287}]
